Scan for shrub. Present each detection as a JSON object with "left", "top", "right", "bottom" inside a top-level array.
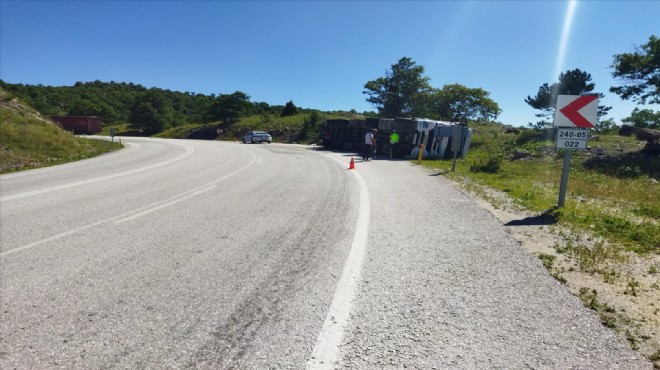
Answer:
[{"left": 470, "top": 154, "right": 503, "bottom": 173}]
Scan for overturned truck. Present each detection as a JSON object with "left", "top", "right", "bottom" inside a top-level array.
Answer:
[{"left": 321, "top": 117, "right": 472, "bottom": 159}]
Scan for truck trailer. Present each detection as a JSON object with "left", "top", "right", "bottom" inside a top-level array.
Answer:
[
  {"left": 51, "top": 116, "right": 102, "bottom": 135},
  {"left": 321, "top": 117, "right": 472, "bottom": 159}
]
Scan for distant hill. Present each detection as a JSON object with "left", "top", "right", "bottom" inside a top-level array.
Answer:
[
  {"left": 0, "top": 80, "right": 213, "bottom": 125},
  {"left": 0, "top": 80, "right": 376, "bottom": 143},
  {"left": 0, "top": 80, "right": 317, "bottom": 132}
]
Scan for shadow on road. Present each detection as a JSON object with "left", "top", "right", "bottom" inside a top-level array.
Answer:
[
  {"left": 429, "top": 169, "right": 450, "bottom": 176},
  {"left": 505, "top": 211, "right": 558, "bottom": 226}
]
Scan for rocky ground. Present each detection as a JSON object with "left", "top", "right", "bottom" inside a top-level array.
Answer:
[{"left": 453, "top": 181, "right": 660, "bottom": 368}]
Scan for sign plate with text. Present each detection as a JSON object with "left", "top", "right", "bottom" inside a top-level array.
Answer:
[{"left": 556, "top": 128, "right": 588, "bottom": 150}]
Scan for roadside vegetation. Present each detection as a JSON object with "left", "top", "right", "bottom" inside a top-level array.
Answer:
[
  {"left": 101, "top": 108, "right": 353, "bottom": 144},
  {"left": 439, "top": 123, "right": 658, "bottom": 253},
  {"left": 0, "top": 89, "right": 122, "bottom": 174},
  {"left": 152, "top": 111, "right": 328, "bottom": 143}
]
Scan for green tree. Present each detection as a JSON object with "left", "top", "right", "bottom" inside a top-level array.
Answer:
[
  {"left": 247, "top": 102, "right": 272, "bottom": 116},
  {"left": 129, "top": 89, "right": 179, "bottom": 135},
  {"left": 208, "top": 91, "right": 251, "bottom": 124},
  {"left": 129, "top": 101, "right": 161, "bottom": 134},
  {"left": 363, "top": 57, "right": 432, "bottom": 117},
  {"left": 68, "top": 99, "right": 101, "bottom": 116},
  {"left": 281, "top": 100, "right": 298, "bottom": 116},
  {"left": 595, "top": 118, "right": 619, "bottom": 133},
  {"left": 428, "top": 84, "right": 501, "bottom": 122},
  {"left": 97, "top": 103, "right": 121, "bottom": 123},
  {"left": 610, "top": 35, "right": 660, "bottom": 104},
  {"left": 525, "top": 69, "right": 610, "bottom": 127},
  {"left": 300, "top": 111, "right": 323, "bottom": 142},
  {"left": 622, "top": 108, "right": 660, "bottom": 129}
]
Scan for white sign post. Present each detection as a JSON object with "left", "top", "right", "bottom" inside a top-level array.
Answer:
[
  {"left": 553, "top": 95, "right": 598, "bottom": 207},
  {"left": 451, "top": 124, "right": 463, "bottom": 172}
]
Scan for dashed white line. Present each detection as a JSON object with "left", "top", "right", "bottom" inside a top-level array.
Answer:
[
  {"left": 113, "top": 185, "right": 217, "bottom": 225},
  {"left": 1, "top": 152, "right": 258, "bottom": 257}
]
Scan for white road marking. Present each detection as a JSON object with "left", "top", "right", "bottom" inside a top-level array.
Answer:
[
  {"left": 1, "top": 217, "right": 110, "bottom": 257},
  {"left": 308, "top": 154, "right": 370, "bottom": 369},
  {"left": 1, "top": 152, "right": 258, "bottom": 257},
  {"left": 113, "top": 185, "right": 217, "bottom": 225},
  {"left": 0, "top": 141, "right": 194, "bottom": 201},
  {"left": 0, "top": 141, "right": 141, "bottom": 180}
]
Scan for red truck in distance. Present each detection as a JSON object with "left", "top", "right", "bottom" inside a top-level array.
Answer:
[{"left": 50, "top": 116, "right": 102, "bottom": 135}]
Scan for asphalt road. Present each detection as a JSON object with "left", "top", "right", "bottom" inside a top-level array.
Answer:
[{"left": 0, "top": 138, "right": 651, "bottom": 369}]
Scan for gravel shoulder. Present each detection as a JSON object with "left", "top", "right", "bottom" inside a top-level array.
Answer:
[
  {"left": 337, "top": 159, "right": 652, "bottom": 369},
  {"left": 451, "top": 175, "right": 660, "bottom": 368}
]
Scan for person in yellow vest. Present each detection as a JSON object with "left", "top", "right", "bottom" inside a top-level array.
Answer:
[{"left": 389, "top": 130, "right": 400, "bottom": 159}]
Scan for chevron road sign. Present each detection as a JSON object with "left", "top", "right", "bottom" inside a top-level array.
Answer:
[
  {"left": 553, "top": 95, "right": 600, "bottom": 208},
  {"left": 553, "top": 95, "right": 598, "bottom": 128}
]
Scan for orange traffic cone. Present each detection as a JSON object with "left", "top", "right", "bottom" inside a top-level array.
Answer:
[{"left": 349, "top": 157, "right": 355, "bottom": 170}]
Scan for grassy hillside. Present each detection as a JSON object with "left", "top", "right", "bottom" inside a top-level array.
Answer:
[
  {"left": 0, "top": 89, "right": 122, "bottom": 173},
  {"left": 111, "top": 111, "right": 364, "bottom": 143},
  {"left": 151, "top": 114, "right": 312, "bottom": 142}
]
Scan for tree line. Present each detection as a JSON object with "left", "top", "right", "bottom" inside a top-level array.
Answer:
[
  {"left": 523, "top": 34, "right": 659, "bottom": 130},
  {"left": 0, "top": 80, "right": 304, "bottom": 135},
  {"left": 363, "top": 57, "right": 501, "bottom": 123}
]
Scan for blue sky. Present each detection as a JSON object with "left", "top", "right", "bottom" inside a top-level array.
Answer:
[{"left": 1, "top": 1, "right": 658, "bottom": 126}]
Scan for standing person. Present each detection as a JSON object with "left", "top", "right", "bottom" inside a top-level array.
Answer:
[
  {"left": 362, "top": 129, "right": 374, "bottom": 161},
  {"left": 389, "top": 130, "right": 400, "bottom": 159},
  {"left": 371, "top": 129, "right": 378, "bottom": 159}
]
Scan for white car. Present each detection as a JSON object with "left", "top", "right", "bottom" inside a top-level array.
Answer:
[{"left": 242, "top": 131, "right": 272, "bottom": 144}]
